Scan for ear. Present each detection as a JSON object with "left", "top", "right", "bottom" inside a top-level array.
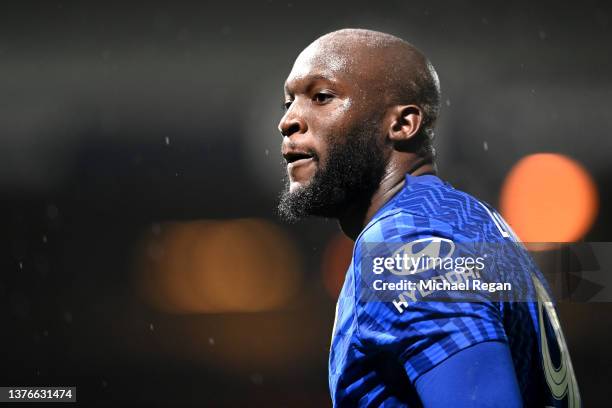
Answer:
[{"left": 387, "top": 105, "right": 423, "bottom": 142}]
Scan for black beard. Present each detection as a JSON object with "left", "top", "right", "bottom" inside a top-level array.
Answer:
[{"left": 278, "top": 118, "right": 388, "bottom": 223}]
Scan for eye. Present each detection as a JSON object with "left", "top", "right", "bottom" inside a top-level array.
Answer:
[
  {"left": 282, "top": 100, "right": 293, "bottom": 111},
  {"left": 313, "top": 92, "right": 333, "bottom": 104}
]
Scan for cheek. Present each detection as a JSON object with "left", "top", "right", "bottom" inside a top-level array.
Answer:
[
  {"left": 307, "top": 99, "right": 364, "bottom": 162},
  {"left": 335, "top": 98, "right": 353, "bottom": 113},
  {"left": 327, "top": 99, "right": 354, "bottom": 124},
  {"left": 311, "top": 100, "right": 355, "bottom": 139}
]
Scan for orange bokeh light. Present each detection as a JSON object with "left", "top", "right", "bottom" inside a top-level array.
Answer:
[
  {"left": 134, "top": 218, "right": 301, "bottom": 313},
  {"left": 500, "top": 153, "right": 598, "bottom": 243}
]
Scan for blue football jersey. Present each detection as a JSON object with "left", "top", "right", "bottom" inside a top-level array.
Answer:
[{"left": 328, "top": 174, "right": 580, "bottom": 407}]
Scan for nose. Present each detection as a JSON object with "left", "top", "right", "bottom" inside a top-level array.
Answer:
[{"left": 278, "top": 106, "right": 307, "bottom": 138}]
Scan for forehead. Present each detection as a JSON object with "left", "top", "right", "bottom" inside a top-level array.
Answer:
[{"left": 284, "top": 39, "right": 355, "bottom": 92}]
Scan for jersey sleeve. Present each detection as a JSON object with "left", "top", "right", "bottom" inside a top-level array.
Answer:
[
  {"left": 415, "top": 341, "right": 522, "bottom": 407},
  {"left": 353, "top": 210, "right": 509, "bottom": 382}
]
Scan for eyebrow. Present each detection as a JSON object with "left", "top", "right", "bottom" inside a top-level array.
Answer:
[{"left": 284, "top": 74, "right": 336, "bottom": 96}]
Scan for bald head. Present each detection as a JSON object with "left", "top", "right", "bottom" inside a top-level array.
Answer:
[{"left": 291, "top": 28, "right": 441, "bottom": 156}]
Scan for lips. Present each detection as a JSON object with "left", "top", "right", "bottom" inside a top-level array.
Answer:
[{"left": 283, "top": 151, "right": 315, "bottom": 167}]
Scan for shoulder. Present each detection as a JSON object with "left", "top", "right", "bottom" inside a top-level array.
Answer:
[
  {"left": 384, "top": 180, "right": 508, "bottom": 242},
  {"left": 398, "top": 181, "right": 491, "bottom": 221},
  {"left": 357, "top": 209, "right": 455, "bottom": 245}
]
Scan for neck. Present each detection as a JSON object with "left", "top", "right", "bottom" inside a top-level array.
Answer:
[{"left": 338, "top": 158, "right": 435, "bottom": 240}]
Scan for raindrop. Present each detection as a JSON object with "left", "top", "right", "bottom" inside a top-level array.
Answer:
[
  {"left": 164, "top": 136, "right": 170, "bottom": 145},
  {"left": 483, "top": 141, "right": 488, "bottom": 151},
  {"left": 149, "top": 323, "right": 155, "bottom": 331},
  {"left": 445, "top": 99, "right": 451, "bottom": 107},
  {"left": 208, "top": 337, "right": 215, "bottom": 346}
]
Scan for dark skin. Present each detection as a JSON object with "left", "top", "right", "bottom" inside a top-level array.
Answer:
[{"left": 279, "top": 30, "right": 435, "bottom": 240}]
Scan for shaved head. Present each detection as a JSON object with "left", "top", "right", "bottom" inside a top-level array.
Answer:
[
  {"left": 294, "top": 28, "right": 441, "bottom": 156},
  {"left": 278, "top": 29, "right": 441, "bottom": 223}
]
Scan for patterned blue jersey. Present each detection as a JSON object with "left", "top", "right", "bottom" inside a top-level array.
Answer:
[{"left": 329, "top": 174, "right": 580, "bottom": 407}]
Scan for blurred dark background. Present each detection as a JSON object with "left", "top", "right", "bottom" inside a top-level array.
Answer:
[{"left": 1, "top": 1, "right": 611, "bottom": 406}]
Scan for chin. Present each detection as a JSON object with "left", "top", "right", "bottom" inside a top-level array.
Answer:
[{"left": 288, "top": 178, "right": 312, "bottom": 193}]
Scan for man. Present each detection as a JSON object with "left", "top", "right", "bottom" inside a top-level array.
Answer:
[{"left": 278, "top": 29, "right": 580, "bottom": 407}]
